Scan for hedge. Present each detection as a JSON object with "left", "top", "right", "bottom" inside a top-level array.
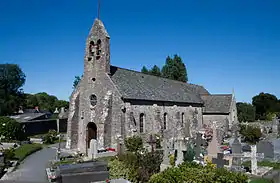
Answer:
[{"left": 149, "top": 162, "right": 248, "bottom": 183}]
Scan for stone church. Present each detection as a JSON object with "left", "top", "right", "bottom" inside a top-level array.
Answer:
[{"left": 66, "top": 18, "right": 238, "bottom": 154}]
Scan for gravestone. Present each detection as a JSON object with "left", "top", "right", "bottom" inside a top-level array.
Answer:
[
  {"left": 257, "top": 140, "right": 274, "bottom": 159},
  {"left": 89, "top": 139, "right": 98, "bottom": 159},
  {"left": 194, "top": 133, "right": 206, "bottom": 159},
  {"left": 56, "top": 161, "right": 109, "bottom": 183},
  {"left": 160, "top": 138, "right": 172, "bottom": 171},
  {"left": 147, "top": 134, "right": 157, "bottom": 152},
  {"left": 206, "top": 124, "right": 221, "bottom": 157},
  {"left": 231, "top": 137, "right": 242, "bottom": 166},
  {"left": 212, "top": 153, "right": 229, "bottom": 168},
  {"left": 175, "top": 129, "right": 188, "bottom": 166}
]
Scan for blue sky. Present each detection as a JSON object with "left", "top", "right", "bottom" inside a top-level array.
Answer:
[{"left": 0, "top": 0, "right": 279, "bottom": 103}]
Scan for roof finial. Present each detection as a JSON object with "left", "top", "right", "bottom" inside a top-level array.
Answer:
[
  {"left": 232, "top": 88, "right": 235, "bottom": 97},
  {"left": 98, "top": 0, "right": 101, "bottom": 20}
]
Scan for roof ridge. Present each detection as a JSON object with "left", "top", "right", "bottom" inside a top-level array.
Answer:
[
  {"left": 208, "top": 94, "right": 232, "bottom": 96},
  {"left": 111, "top": 65, "right": 196, "bottom": 86}
]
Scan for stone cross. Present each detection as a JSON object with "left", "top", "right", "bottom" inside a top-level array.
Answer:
[
  {"left": 175, "top": 137, "right": 187, "bottom": 166},
  {"left": 242, "top": 145, "right": 264, "bottom": 175},
  {"left": 162, "top": 138, "right": 170, "bottom": 164},
  {"left": 147, "top": 134, "right": 157, "bottom": 152},
  {"left": 89, "top": 139, "right": 98, "bottom": 159},
  {"left": 194, "top": 133, "right": 206, "bottom": 159},
  {"left": 212, "top": 153, "right": 229, "bottom": 168}
]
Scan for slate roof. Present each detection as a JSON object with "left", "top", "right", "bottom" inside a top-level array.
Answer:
[
  {"left": 10, "top": 113, "right": 49, "bottom": 123},
  {"left": 110, "top": 66, "right": 204, "bottom": 104},
  {"left": 201, "top": 94, "right": 233, "bottom": 114}
]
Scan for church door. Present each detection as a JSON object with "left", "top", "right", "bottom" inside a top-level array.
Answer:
[{"left": 87, "top": 122, "right": 97, "bottom": 148}]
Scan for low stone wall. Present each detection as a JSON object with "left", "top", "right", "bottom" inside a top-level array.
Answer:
[{"left": 21, "top": 118, "right": 67, "bottom": 136}]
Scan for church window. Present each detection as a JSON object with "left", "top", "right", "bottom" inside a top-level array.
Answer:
[
  {"left": 96, "top": 39, "right": 102, "bottom": 60},
  {"left": 92, "top": 78, "right": 96, "bottom": 82},
  {"left": 89, "top": 94, "right": 97, "bottom": 107},
  {"left": 163, "top": 113, "right": 167, "bottom": 130},
  {"left": 181, "top": 113, "right": 184, "bottom": 126},
  {"left": 140, "top": 113, "right": 145, "bottom": 133},
  {"left": 89, "top": 41, "right": 95, "bottom": 56}
]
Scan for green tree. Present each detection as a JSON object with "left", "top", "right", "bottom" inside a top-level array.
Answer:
[
  {"left": 0, "top": 117, "right": 25, "bottom": 141},
  {"left": 161, "top": 55, "right": 188, "bottom": 82},
  {"left": 150, "top": 65, "right": 161, "bottom": 77},
  {"left": 141, "top": 66, "right": 149, "bottom": 74},
  {"left": 252, "top": 93, "right": 279, "bottom": 120},
  {"left": 239, "top": 125, "right": 262, "bottom": 144},
  {"left": 237, "top": 102, "right": 256, "bottom": 122},
  {"left": 73, "top": 75, "right": 82, "bottom": 89},
  {"left": 0, "top": 64, "right": 26, "bottom": 115},
  {"left": 24, "top": 93, "right": 69, "bottom": 112}
]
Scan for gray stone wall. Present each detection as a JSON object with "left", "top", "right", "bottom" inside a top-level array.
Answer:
[
  {"left": 75, "top": 19, "right": 127, "bottom": 153},
  {"left": 124, "top": 101, "right": 203, "bottom": 140}
]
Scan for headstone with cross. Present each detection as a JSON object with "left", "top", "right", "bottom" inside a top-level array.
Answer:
[
  {"left": 147, "top": 134, "right": 157, "bottom": 152},
  {"left": 231, "top": 145, "right": 264, "bottom": 175},
  {"left": 194, "top": 132, "right": 207, "bottom": 159},
  {"left": 212, "top": 153, "right": 229, "bottom": 168}
]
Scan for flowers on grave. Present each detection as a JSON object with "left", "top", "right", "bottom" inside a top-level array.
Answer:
[
  {"left": 105, "top": 179, "right": 110, "bottom": 183},
  {"left": 106, "top": 147, "right": 115, "bottom": 152}
]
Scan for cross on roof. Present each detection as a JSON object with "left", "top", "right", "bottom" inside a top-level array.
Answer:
[
  {"left": 98, "top": 0, "right": 101, "bottom": 20},
  {"left": 212, "top": 153, "right": 229, "bottom": 168}
]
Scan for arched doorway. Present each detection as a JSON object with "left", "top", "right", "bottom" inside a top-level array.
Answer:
[{"left": 87, "top": 122, "right": 97, "bottom": 148}]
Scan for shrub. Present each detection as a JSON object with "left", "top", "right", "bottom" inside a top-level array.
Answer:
[
  {"left": 108, "top": 158, "right": 136, "bottom": 181},
  {"left": 169, "top": 154, "right": 175, "bottom": 166},
  {"left": 149, "top": 162, "right": 248, "bottom": 183},
  {"left": 240, "top": 125, "right": 262, "bottom": 144},
  {"left": 0, "top": 117, "right": 25, "bottom": 141},
  {"left": 44, "top": 130, "right": 58, "bottom": 144},
  {"left": 124, "top": 136, "right": 143, "bottom": 153},
  {"left": 183, "top": 143, "right": 195, "bottom": 162}
]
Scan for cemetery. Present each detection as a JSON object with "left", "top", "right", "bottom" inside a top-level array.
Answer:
[{"left": 41, "top": 116, "right": 280, "bottom": 183}]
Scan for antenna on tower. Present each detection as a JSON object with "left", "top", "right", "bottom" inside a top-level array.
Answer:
[{"left": 98, "top": 0, "right": 101, "bottom": 20}]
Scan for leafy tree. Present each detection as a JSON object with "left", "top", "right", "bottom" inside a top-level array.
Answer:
[
  {"left": 0, "top": 64, "right": 26, "bottom": 115},
  {"left": 0, "top": 117, "right": 25, "bottom": 141},
  {"left": 239, "top": 125, "right": 262, "bottom": 144},
  {"left": 150, "top": 65, "right": 161, "bottom": 77},
  {"left": 73, "top": 75, "right": 82, "bottom": 89},
  {"left": 141, "top": 66, "right": 149, "bottom": 74},
  {"left": 237, "top": 102, "right": 256, "bottom": 122},
  {"left": 252, "top": 93, "right": 279, "bottom": 120},
  {"left": 24, "top": 92, "right": 69, "bottom": 112},
  {"left": 161, "top": 55, "right": 188, "bottom": 82}
]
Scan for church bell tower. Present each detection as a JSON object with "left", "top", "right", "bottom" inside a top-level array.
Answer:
[{"left": 84, "top": 18, "right": 110, "bottom": 75}]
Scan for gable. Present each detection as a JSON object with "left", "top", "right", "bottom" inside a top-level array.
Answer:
[
  {"left": 201, "top": 94, "right": 232, "bottom": 114},
  {"left": 110, "top": 66, "right": 203, "bottom": 104}
]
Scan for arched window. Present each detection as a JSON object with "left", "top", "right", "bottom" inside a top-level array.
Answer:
[
  {"left": 89, "top": 41, "right": 95, "bottom": 56},
  {"left": 140, "top": 113, "right": 145, "bottom": 133},
  {"left": 89, "top": 94, "right": 97, "bottom": 107},
  {"left": 163, "top": 113, "right": 167, "bottom": 130},
  {"left": 96, "top": 39, "right": 102, "bottom": 60},
  {"left": 181, "top": 113, "right": 184, "bottom": 126}
]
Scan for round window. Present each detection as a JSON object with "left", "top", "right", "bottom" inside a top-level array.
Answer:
[{"left": 90, "top": 94, "right": 97, "bottom": 106}]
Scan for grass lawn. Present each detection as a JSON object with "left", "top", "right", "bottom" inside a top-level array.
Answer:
[
  {"left": 243, "top": 161, "right": 280, "bottom": 170},
  {"left": 250, "top": 178, "right": 273, "bottom": 183},
  {"left": 14, "top": 143, "right": 43, "bottom": 162}
]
